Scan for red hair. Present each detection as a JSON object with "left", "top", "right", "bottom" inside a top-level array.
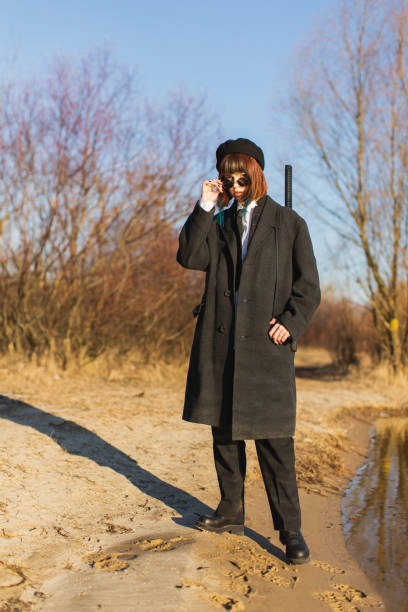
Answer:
[{"left": 218, "top": 153, "right": 267, "bottom": 207}]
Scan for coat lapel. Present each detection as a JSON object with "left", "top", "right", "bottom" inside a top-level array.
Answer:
[
  {"left": 218, "top": 196, "right": 281, "bottom": 265},
  {"left": 244, "top": 196, "right": 281, "bottom": 262}
]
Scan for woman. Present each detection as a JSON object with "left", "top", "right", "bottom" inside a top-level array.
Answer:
[{"left": 176, "top": 138, "right": 320, "bottom": 564}]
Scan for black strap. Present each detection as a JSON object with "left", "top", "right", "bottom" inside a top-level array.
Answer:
[{"left": 272, "top": 207, "right": 281, "bottom": 318}]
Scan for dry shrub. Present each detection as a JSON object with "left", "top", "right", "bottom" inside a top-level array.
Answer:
[
  {"left": 0, "top": 47, "right": 216, "bottom": 368},
  {"left": 288, "top": 0, "right": 408, "bottom": 373},
  {"left": 301, "top": 291, "right": 377, "bottom": 367}
]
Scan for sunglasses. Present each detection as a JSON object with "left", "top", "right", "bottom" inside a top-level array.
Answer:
[{"left": 221, "top": 175, "right": 250, "bottom": 190}]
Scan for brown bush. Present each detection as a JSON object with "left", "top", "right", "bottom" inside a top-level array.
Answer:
[
  {"left": 0, "top": 47, "right": 216, "bottom": 367},
  {"left": 301, "top": 291, "right": 378, "bottom": 366}
]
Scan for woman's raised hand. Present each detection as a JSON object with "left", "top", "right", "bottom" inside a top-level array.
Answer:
[{"left": 201, "top": 179, "right": 223, "bottom": 203}]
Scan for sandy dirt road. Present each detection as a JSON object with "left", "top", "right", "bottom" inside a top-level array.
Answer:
[{"left": 0, "top": 350, "right": 403, "bottom": 611}]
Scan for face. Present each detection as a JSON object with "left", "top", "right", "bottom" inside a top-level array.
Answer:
[{"left": 221, "top": 172, "right": 250, "bottom": 202}]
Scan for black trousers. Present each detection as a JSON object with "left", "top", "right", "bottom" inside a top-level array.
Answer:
[{"left": 212, "top": 424, "right": 301, "bottom": 532}]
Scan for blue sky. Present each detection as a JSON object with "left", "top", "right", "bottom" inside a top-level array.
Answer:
[{"left": 1, "top": 0, "right": 338, "bottom": 287}]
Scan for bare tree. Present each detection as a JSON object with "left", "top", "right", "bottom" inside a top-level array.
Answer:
[
  {"left": 288, "top": 0, "right": 408, "bottom": 371},
  {"left": 0, "top": 47, "right": 217, "bottom": 366}
]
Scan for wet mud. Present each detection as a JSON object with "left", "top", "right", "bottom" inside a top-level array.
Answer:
[{"left": 342, "top": 417, "right": 408, "bottom": 612}]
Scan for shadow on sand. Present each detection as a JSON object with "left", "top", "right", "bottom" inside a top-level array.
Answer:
[{"left": 0, "top": 394, "right": 284, "bottom": 561}]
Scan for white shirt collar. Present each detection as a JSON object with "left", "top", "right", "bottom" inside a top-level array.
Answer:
[
  {"left": 216, "top": 199, "right": 257, "bottom": 212},
  {"left": 237, "top": 199, "right": 257, "bottom": 211}
]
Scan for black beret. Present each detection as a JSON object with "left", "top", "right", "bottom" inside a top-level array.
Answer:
[{"left": 216, "top": 138, "right": 265, "bottom": 171}]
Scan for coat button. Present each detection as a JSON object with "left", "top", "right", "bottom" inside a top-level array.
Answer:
[
  {"left": 217, "top": 325, "right": 225, "bottom": 333},
  {"left": 224, "top": 290, "right": 231, "bottom": 297},
  {"left": 242, "top": 298, "right": 248, "bottom": 303}
]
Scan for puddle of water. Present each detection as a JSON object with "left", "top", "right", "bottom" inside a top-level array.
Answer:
[{"left": 341, "top": 417, "right": 408, "bottom": 612}]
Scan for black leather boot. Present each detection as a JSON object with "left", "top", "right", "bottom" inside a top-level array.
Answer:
[
  {"left": 279, "top": 529, "right": 310, "bottom": 564},
  {"left": 195, "top": 513, "right": 244, "bottom": 536}
]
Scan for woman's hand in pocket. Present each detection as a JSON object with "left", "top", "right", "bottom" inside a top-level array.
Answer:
[{"left": 268, "top": 318, "right": 291, "bottom": 344}]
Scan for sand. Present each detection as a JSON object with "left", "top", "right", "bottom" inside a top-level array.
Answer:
[{"left": 0, "top": 349, "right": 405, "bottom": 611}]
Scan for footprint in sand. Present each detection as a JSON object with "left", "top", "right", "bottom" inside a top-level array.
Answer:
[
  {"left": 0, "top": 561, "right": 25, "bottom": 587},
  {"left": 83, "top": 534, "right": 192, "bottom": 572},
  {"left": 138, "top": 536, "right": 185, "bottom": 551},
  {"left": 177, "top": 579, "right": 245, "bottom": 612},
  {"left": 85, "top": 551, "right": 136, "bottom": 571},
  {"left": 311, "top": 560, "right": 346, "bottom": 574},
  {"left": 192, "top": 532, "right": 299, "bottom": 608},
  {"left": 314, "top": 582, "right": 384, "bottom": 610}
]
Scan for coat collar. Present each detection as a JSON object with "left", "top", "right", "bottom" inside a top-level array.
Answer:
[
  {"left": 223, "top": 195, "right": 281, "bottom": 227},
  {"left": 254, "top": 195, "right": 281, "bottom": 228},
  {"left": 219, "top": 196, "right": 281, "bottom": 263}
]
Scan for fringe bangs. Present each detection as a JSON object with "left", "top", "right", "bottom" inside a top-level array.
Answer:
[{"left": 219, "top": 154, "right": 248, "bottom": 176}]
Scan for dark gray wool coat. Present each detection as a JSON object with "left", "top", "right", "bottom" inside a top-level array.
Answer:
[{"left": 177, "top": 195, "right": 320, "bottom": 440}]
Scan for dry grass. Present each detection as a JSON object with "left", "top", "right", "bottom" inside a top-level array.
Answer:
[
  {"left": 295, "top": 432, "right": 346, "bottom": 495},
  {"left": 372, "top": 415, "right": 408, "bottom": 434},
  {"left": 299, "top": 403, "right": 408, "bottom": 496},
  {"left": 348, "top": 358, "right": 408, "bottom": 393},
  {"left": 330, "top": 403, "right": 407, "bottom": 425},
  {"left": 0, "top": 349, "right": 188, "bottom": 388},
  {"left": 2, "top": 345, "right": 408, "bottom": 392},
  {"left": 295, "top": 346, "right": 333, "bottom": 367}
]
